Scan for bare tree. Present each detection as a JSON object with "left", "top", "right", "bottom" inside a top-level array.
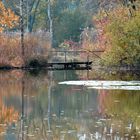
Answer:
[
  {"left": 20, "top": 0, "right": 25, "bottom": 64},
  {"left": 47, "top": 0, "right": 53, "bottom": 46}
]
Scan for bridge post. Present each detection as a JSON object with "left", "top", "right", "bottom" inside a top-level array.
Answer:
[{"left": 64, "top": 51, "right": 67, "bottom": 63}]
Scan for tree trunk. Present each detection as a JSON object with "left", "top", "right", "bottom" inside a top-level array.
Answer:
[
  {"left": 28, "top": 0, "right": 40, "bottom": 32},
  {"left": 47, "top": 0, "right": 53, "bottom": 46},
  {"left": 20, "top": 0, "right": 25, "bottom": 64}
]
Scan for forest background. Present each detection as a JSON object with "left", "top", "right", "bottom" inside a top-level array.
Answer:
[{"left": 0, "top": 0, "right": 139, "bottom": 68}]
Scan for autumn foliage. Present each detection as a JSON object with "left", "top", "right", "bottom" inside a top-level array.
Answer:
[
  {"left": 0, "top": 2, "right": 51, "bottom": 67},
  {"left": 0, "top": 32, "right": 51, "bottom": 67},
  {"left": 0, "top": 1, "right": 19, "bottom": 32},
  {"left": 0, "top": 97, "right": 19, "bottom": 133},
  {"left": 82, "top": 1, "right": 140, "bottom": 67},
  {"left": 98, "top": 6, "right": 140, "bottom": 66}
]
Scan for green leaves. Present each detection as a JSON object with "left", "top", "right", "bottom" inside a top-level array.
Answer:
[
  {"left": 53, "top": 8, "right": 88, "bottom": 47},
  {"left": 100, "top": 7, "right": 140, "bottom": 67}
]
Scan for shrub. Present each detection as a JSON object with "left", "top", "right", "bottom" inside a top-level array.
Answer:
[
  {"left": 0, "top": 31, "right": 51, "bottom": 67},
  {"left": 83, "top": 5, "right": 140, "bottom": 67}
]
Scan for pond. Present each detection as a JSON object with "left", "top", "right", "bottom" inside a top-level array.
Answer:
[{"left": 0, "top": 69, "right": 140, "bottom": 140}]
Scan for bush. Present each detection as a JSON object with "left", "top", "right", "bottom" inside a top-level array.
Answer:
[
  {"left": 92, "top": 6, "right": 140, "bottom": 67},
  {"left": 26, "top": 57, "right": 48, "bottom": 68},
  {"left": 0, "top": 31, "right": 51, "bottom": 67},
  {"left": 103, "top": 8, "right": 140, "bottom": 67}
]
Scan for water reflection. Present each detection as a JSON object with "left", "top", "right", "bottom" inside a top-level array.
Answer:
[
  {"left": 0, "top": 70, "right": 140, "bottom": 140},
  {"left": 59, "top": 80, "right": 140, "bottom": 90}
]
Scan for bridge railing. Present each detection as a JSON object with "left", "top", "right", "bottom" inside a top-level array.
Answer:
[{"left": 49, "top": 50, "right": 104, "bottom": 63}]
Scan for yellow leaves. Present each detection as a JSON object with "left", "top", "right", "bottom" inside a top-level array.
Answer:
[{"left": 0, "top": 1, "right": 19, "bottom": 32}]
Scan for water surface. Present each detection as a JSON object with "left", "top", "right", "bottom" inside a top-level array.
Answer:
[{"left": 0, "top": 70, "right": 140, "bottom": 140}]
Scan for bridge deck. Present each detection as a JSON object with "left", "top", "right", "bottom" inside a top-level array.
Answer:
[
  {"left": 47, "top": 61, "right": 92, "bottom": 65},
  {"left": 46, "top": 61, "right": 92, "bottom": 70}
]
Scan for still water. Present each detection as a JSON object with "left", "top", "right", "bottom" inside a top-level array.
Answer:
[{"left": 0, "top": 70, "right": 140, "bottom": 140}]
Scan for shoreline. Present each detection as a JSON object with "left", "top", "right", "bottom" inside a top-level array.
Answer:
[{"left": 0, "top": 65, "right": 140, "bottom": 72}]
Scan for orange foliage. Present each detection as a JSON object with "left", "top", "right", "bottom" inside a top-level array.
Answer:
[
  {"left": 0, "top": 1, "right": 19, "bottom": 32},
  {"left": 0, "top": 104, "right": 19, "bottom": 123},
  {"left": 0, "top": 97, "right": 19, "bottom": 133}
]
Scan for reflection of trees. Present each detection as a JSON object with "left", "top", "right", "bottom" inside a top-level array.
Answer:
[
  {"left": 1, "top": 69, "right": 140, "bottom": 140},
  {"left": 0, "top": 102, "right": 19, "bottom": 133},
  {"left": 86, "top": 69, "right": 140, "bottom": 81},
  {"left": 0, "top": 70, "right": 49, "bottom": 139},
  {"left": 20, "top": 77, "right": 98, "bottom": 140},
  {"left": 0, "top": 70, "right": 49, "bottom": 101},
  {"left": 0, "top": 71, "right": 22, "bottom": 133},
  {"left": 98, "top": 89, "right": 140, "bottom": 139}
]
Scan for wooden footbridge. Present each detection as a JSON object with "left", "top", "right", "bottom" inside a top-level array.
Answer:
[
  {"left": 46, "top": 61, "right": 92, "bottom": 70},
  {"left": 0, "top": 50, "right": 104, "bottom": 70},
  {"left": 46, "top": 50, "right": 103, "bottom": 70}
]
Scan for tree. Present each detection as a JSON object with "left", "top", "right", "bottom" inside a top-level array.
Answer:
[
  {"left": 47, "top": 0, "right": 53, "bottom": 45},
  {"left": 94, "top": 4, "right": 140, "bottom": 67},
  {"left": 0, "top": 1, "right": 19, "bottom": 32},
  {"left": 27, "top": 0, "right": 41, "bottom": 32},
  {"left": 1, "top": 0, "right": 100, "bottom": 48},
  {"left": 51, "top": 0, "right": 93, "bottom": 47},
  {"left": 53, "top": 9, "right": 87, "bottom": 47},
  {"left": 4, "top": 0, "right": 42, "bottom": 32}
]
